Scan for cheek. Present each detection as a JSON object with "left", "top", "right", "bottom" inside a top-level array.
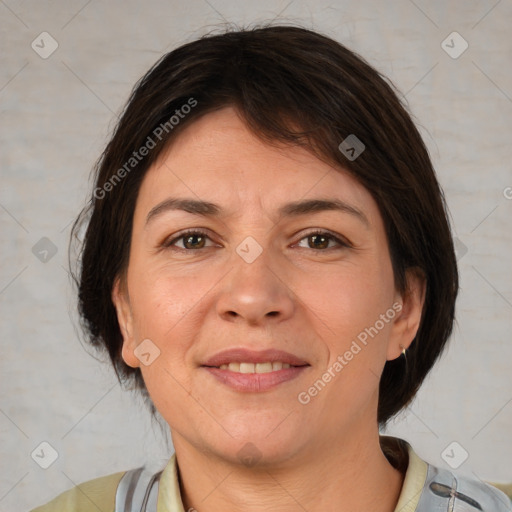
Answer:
[
  {"left": 308, "top": 262, "right": 395, "bottom": 382},
  {"left": 127, "top": 265, "right": 208, "bottom": 337},
  {"left": 128, "top": 272, "right": 201, "bottom": 417},
  {"left": 317, "top": 265, "right": 392, "bottom": 329},
  {"left": 126, "top": 267, "right": 215, "bottom": 393}
]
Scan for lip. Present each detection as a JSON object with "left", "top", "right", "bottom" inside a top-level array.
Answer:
[
  {"left": 203, "top": 366, "right": 309, "bottom": 392},
  {"left": 201, "top": 348, "right": 310, "bottom": 393},
  {"left": 201, "top": 348, "right": 309, "bottom": 367}
]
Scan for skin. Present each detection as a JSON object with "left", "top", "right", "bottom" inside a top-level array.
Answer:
[{"left": 112, "top": 106, "right": 426, "bottom": 512}]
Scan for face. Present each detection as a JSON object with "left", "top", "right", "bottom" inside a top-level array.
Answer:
[{"left": 112, "top": 106, "right": 424, "bottom": 467}]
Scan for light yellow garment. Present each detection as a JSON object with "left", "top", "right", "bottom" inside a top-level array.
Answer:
[
  {"left": 30, "top": 470, "right": 125, "bottom": 512},
  {"left": 30, "top": 437, "right": 432, "bottom": 512}
]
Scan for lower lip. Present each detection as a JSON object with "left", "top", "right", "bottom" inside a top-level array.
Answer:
[{"left": 202, "top": 366, "right": 309, "bottom": 392}]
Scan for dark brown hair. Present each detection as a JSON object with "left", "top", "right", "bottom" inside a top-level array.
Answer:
[{"left": 69, "top": 23, "right": 459, "bottom": 427}]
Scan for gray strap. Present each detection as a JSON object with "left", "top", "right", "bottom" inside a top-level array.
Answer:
[
  {"left": 416, "top": 463, "right": 512, "bottom": 511},
  {"left": 143, "top": 472, "right": 161, "bottom": 511},
  {"left": 115, "top": 467, "right": 162, "bottom": 512},
  {"left": 116, "top": 461, "right": 511, "bottom": 512}
]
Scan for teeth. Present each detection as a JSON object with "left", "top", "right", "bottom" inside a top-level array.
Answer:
[
  {"left": 256, "top": 362, "right": 273, "bottom": 373},
  {"left": 218, "top": 362, "right": 291, "bottom": 373},
  {"left": 240, "top": 362, "right": 254, "bottom": 374},
  {"left": 228, "top": 362, "right": 240, "bottom": 372}
]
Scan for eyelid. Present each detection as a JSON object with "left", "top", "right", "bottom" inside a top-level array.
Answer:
[
  {"left": 161, "top": 229, "right": 217, "bottom": 249},
  {"left": 161, "top": 227, "right": 353, "bottom": 251},
  {"left": 296, "top": 228, "right": 353, "bottom": 249}
]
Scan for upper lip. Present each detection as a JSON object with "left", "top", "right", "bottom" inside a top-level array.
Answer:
[{"left": 202, "top": 348, "right": 309, "bottom": 367}]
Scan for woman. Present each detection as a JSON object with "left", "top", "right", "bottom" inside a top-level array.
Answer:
[{"left": 32, "top": 24, "right": 511, "bottom": 512}]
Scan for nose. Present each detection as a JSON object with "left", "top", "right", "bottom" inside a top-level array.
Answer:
[{"left": 216, "top": 243, "right": 295, "bottom": 326}]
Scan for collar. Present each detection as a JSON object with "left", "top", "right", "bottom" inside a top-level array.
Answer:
[
  {"left": 381, "top": 436, "right": 428, "bottom": 511},
  {"left": 156, "top": 436, "right": 428, "bottom": 512}
]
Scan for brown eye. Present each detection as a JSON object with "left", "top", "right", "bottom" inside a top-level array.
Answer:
[
  {"left": 182, "top": 233, "right": 206, "bottom": 249},
  {"left": 163, "top": 230, "right": 212, "bottom": 250},
  {"left": 308, "top": 233, "right": 330, "bottom": 250},
  {"left": 296, "top": 230, "right": 350, "bottom": 251}
]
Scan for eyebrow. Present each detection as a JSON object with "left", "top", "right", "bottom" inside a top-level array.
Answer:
[{"left": 145, "top": 197, "right": 369, "bottom": 228}]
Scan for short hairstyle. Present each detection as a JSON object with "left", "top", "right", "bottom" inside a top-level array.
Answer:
[{"left": 70, "top": 23, "right": 459, "bottom": 427}]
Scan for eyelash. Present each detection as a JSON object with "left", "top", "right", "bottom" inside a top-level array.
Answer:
[{"left": 161, "top": 229, "right": 351, "bottom": 252}]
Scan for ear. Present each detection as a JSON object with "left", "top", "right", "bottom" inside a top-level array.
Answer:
[
  {"left": 111, "top": 276, "right": 140, "bottom": 368},
  {"left": 387, "top": 268, "right": 426, "bottom": 361}
]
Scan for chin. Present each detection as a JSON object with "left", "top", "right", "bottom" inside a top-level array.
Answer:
[
  {"left": 205, "top": 422, "right": 307, "bottom": 469},
  {"left": 218, "top": 441, "right": 301, "bottom": 470}
]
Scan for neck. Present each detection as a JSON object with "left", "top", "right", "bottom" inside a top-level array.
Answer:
[{"left": 172, "top": 429, "right": 405, "bottom": 512}]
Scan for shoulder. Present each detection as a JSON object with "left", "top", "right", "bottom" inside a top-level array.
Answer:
[
  {"left": 381, "top": 436, "right": 512, "bottom": 512},
  {"left": 418, "top": 460, "right": 512, "bottom": 511},
  {"left": 30, "top": 470, "right": 126, "bottom": 512}
]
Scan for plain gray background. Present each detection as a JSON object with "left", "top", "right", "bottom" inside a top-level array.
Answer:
[{"left": 1, "top": 1, "right": 511, "bottom": 510}]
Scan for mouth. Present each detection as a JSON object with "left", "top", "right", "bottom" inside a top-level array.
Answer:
[
  {"left": 214, "top": 361, "right": 298, "bottom": 373},
  {"left": 201, "top": 348, "right": 310, "bottom": 392}
]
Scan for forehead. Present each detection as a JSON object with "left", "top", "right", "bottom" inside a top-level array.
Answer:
[{"left": 134, "top": 107, "right": 380, "bottom": 226}]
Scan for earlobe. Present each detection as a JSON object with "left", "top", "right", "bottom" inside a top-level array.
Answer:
[
  {"left": 111, "top": 277, "right": 140, "bottom": 369},
  {"left": 387, "top": 268, "right": 426, "bottom": 361}
]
